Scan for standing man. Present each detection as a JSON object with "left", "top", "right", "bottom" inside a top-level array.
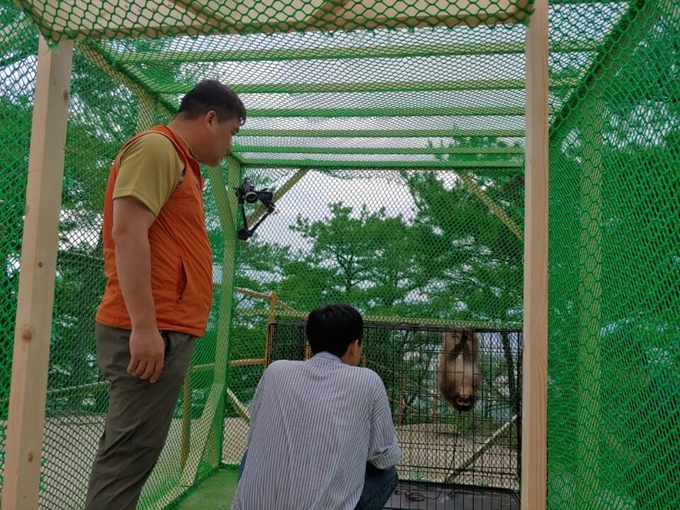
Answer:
[
  {"left": 85, "top": 80, "right": 246, "bottom": 509},
  {"left": 233, "top": 303, "right": 401, "bottom": 510}
]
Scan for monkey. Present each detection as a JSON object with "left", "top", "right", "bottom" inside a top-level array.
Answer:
[{"left": 437, "top": 330, "right": 482, "bottom": 412}]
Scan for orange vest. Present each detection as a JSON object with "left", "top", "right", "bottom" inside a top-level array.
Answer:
[{"left": 95, "top": 125, "right": 213, "bottom": 337}]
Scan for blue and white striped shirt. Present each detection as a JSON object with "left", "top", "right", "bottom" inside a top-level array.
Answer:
[{"left": 232, "top": 352, "right": 402, "bottom": 510}]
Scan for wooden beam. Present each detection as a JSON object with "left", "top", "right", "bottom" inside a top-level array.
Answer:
[
  {"left": 240, "top": 158, "right": 524, "bottom": 170},
  {"left": 136, "top": 93, "right": 157, "bottom": 132},
  {"left": 575, "top": 98, "right": 603, "bottom": 507},
  {"left": 244, "top": 105, "right": 527, "bottom": 118},
  {"left": 110, "top": 39, "right": 602, "bottom": 64},
  {"left": 0, "top": 15, "right": 36, "bottom": 56},
  {"left": 521, "top": 0, "right": 549, "bottom": 508},
  {"left": 128, "top": 75, "right": 579, "bottom": 95},
  {"left": 238, "top": 128, "right": 526, "bottom": 138},
  {"left": 77, "top": 41, "right": 175, "bottom": 120},
  {"left": 2, "top": 37, "right": 73, "bottom": 510},
  {"left": 179, "top": 157, "right": 241, "bottom": 486},
  {"left": 234, "top": 145, "right": 525, "bottom": 155},
  {"left": 458, "top": 172, "right": 523, "bottom": 241},
  {"left": 550, "top": 0, "right": 666, "bottom": 141},
  {"left": 245, "top": 168, "right": 308, "bottom": 226},
  {"left": 18, "top": 0, "right": 531, "bottom": 41}
]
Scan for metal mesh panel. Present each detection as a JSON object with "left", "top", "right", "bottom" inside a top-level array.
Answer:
[{"left": 264, "top": 323, "right": 522, "bottom": 493}]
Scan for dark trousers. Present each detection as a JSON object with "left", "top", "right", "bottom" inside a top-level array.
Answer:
[
  {"left": 84, "top": 323, "right": 196, "bottom": 510},
  {"left": 355, "top": 463, "right": 399, "bottom": 510},
  {"left": 237, "top": 450, "right": 398, "bottom": 510}
]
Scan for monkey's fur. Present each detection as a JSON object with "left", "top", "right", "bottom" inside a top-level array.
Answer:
[{"left": 437, "top": 331, "right": 482, "bottom": 412}]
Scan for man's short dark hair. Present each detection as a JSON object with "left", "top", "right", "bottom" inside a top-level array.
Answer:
[
  {"left": 177, "top": 80, "right": 247, "bottom": 125},
  {"left": 306, "top": 303, "right": 364, "bottom": 358}
]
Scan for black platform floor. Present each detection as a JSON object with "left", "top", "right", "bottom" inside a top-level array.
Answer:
[{"left": 385, "top": 481, "right": 520, "bottom": 510}]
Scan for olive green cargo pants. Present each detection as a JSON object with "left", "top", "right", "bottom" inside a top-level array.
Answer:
[{"left": 84, "top": 323, "right": 196, "bottom": 510}]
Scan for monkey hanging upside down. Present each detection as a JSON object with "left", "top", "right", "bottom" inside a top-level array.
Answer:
[{"left": 437, "top": 330, "right": 482, "bottom": 412}]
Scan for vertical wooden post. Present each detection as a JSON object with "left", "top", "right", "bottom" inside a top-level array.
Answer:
[
  {"left": 575, "top": 100, "right": 603, "bottom": 504},
  {"left": 264, "top": 292, "right": 277, "bottom": 368},
  {"left": 179, "top": 156, "right": 241, "bottom": 486},
  {"left": 522, "top": 0, "right": 549, "bottom": 509},
  {"left": 2, "top": 38, "right": 73, "bottom": 510}
]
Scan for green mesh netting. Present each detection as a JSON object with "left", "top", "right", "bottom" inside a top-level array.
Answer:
[
  {"left": 2, "top": 0, "right": 678, "bottom": 507},
  {"left": 548, "top": 0, "right": 680, "bottom": 509}
]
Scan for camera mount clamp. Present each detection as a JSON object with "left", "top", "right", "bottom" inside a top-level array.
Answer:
[{"left": 235, "top": 178, "right": 276, "bottom": 241}]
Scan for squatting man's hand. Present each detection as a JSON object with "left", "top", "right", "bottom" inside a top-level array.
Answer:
[{"left": 127, "top": 327, "right": 165, "bottom": 383}]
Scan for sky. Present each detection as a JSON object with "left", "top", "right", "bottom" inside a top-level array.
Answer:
[{"left": 239, "top": 169, "right": 418, "bottom": 251}]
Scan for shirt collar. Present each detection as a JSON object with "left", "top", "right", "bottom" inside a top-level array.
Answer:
[{"left": 308, "top": 351, "right": 343, "bottom": 364}]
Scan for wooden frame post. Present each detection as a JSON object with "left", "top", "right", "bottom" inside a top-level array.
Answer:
[
  {"left": 178, "top": 156, "right": 241, "bottom": 487},
  {"left": 264, "top": 291, "right": 278, "bottom": 368},
  {"left": 574, "top": 99, "right": 604, "bottom": 503},
  {"left": 136, "top": 93, "right": 157, "bottom": 132},
  {"left": 2, "top": 37, "right": 73, "bottom": 510},
  {"left": 521, "top": 0, "right": 549, "bottom": 509}
]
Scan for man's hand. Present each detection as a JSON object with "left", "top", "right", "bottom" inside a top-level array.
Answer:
[{"left": 127, "top": 327, "right": 165, "bottom": 383}]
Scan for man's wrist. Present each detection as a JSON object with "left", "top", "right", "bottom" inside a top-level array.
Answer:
[{"left": 130, "top": 320, "right": 158, "bottom": 331}]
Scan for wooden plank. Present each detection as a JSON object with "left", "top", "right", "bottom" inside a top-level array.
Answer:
[
  {"left": 111, "top": 39, "right": 603, "bottom": 64},
  {"left": 550, "top": 0, "right": 666, "bottom": 141},
  {"left": 233, "top": 145, "right": 526, "bottom": 155},
  {"left": 243, "top": 105, "right": 527, "bottom": 118},
  {"left": 77, "top": 41, "right": 175, "bottom": 120},
  {"left": 575, "top": 98, "right": 603, "bottom": 506},
  {"left": 458, "top": 172, "right": 523, "bottom": 241},
  {"left": 1, "top": 37, "right": 73, "bottom": 510},
  {"left": 238, "top": 128, "right": 527, "bottom": 138},
  {"left": 521, "top": 0, "right": 549, "bottom": 508},
  {"left": 245, "top": 169, "right": 308, "bottom": 228},
  {"left": 179, "top": 157, "right": 241, "bottom": 486},
  {"left": 18, "top": 0, "right": 531, "bottom": 41},
  {"left": 129, "top": 76, "right": 580, "bottom": 95},
  {"left": 240, "top": 158, "right": 524, "bottom": 170}
]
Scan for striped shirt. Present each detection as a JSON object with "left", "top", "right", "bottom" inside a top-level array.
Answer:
[{"left": 232, "top": 352, "right": 402, "bottom": 510}]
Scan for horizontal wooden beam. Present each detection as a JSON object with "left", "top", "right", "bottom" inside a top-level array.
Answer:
[
  {"left": 238, "top": 128, "right": 526, "bottom": 138},
  {"left": 240, "top": 157, "right": 523, "bottom": 170},
  {"left": 234, "top": 145, "right": 525, "bottom": 155},
  {"left": 18, "top": 0, "right": 530, "bottom": 42},
  {"left": 246, "top": 106, "right": 527, "bottom": 118},
  {"left": 141, "top": 76, "right": 579, "bottom": 95},
  {"left": 108, "top": 39, "right": 603, "bottom": 64},
  {"left": 0, "top": 16, "right": 36, "bottom": 56}
]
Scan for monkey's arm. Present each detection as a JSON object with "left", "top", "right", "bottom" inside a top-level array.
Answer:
[{"left": 444, "top": 331, "right": 477, "bottom": 362}]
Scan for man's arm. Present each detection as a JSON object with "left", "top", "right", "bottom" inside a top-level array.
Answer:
[
  {"left": 245, "top": 363, "right": 274, "bottom": 447},
  {"left": 368, "top": 378, "right": 402, "bottom": 469},
  {"left": 112, "top": 196, "right": 165, "bottom": 384}
]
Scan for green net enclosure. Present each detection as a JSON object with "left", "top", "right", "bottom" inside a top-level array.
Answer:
[
  {"left": 547, "top": 1, "right": 680, "bottom": 509},
  {"left": 1, "top": 0, "right": 678, "bottom": 508}
]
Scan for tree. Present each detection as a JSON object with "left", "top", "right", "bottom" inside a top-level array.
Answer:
[{"left": 276, "top": 202, "right": 418, "bottom": 314}]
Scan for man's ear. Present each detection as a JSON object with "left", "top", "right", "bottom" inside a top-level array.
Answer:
[
  {"left": 205, "top": 109, "right": 217, "bottom": 125},
  {"left": 351, "top": 339, "right": 361, "bottom": 354}
]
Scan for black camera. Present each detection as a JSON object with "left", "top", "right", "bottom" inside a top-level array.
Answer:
[
  {"left": 237, "top": 178, "right": 274, "bottom": 207},
  {"left": 235, "top": 178, "right": 276, "bottom": 241}
]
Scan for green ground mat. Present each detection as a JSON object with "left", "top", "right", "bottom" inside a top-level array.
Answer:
[{"left": 176, "top": 468, "right": 239, "bottom": 510}]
